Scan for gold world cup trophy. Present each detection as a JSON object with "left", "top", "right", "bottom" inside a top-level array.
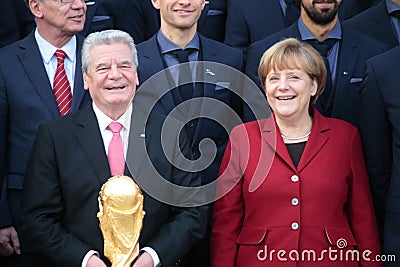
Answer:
[{"left": 98, "top": 175, "right": 145, "bottom": 267}]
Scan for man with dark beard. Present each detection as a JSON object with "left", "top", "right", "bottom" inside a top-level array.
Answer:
[{"left": 245, "top": 0, "right": 387, "bottom": 128}]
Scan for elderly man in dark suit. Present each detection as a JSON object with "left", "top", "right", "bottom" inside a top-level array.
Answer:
[
  {"left": 245, "top": 0, "right": 387, "bottom": 128},
  {"left": 344, "top": 0, "right": 400, "bottom": 49},
  {"left": 359, "top": 46, "right": 400, "bottom": 266},
  {"left": 0, "top": 0, "right": 90, "bottom": 266},
  {"left": 21, "top": 29, "right": 207, "bottom": 267}
]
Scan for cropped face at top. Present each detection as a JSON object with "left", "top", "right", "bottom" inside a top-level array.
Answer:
[
  {"left": 152, "top": 0, "right": 206, "bottom": 31},
  {"left": 83, "top": 42, "right": 139, "bottom": 115},
  {"left": 301, "top": 0, "right": 341, "bottom": 25},
  {"left": 30, "top": 0, "right": 86, "bottom": 35}
]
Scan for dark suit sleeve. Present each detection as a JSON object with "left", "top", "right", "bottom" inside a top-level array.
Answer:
[
  {"left": 0, "top": 0, "right": 19, "bottom": 48},
  {"left": 359, "top": 58, "right": 392, "bottom": 236},
  {"left": 21, "top": 124, "right": 92, "bottom": 266},
  {"left": 0, "top": 61, "right": 12, "bottom": 225},
  {"left": 211, "top": 125, "right": 244, "bottom": 267},
  {"left": 144, "top": 116, "right": 208, "bottom": 266},
  {"left": 243, "top": 42, "right": 270, "bottom": 122},
  {"left": 224, "top": 0, "right": 249, "bottom": 53},
  {"left": 245, "top": 41, "right": 265, "bottom": 89}
]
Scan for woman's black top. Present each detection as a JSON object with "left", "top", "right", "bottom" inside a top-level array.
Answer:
[{"left": 285, "top": 141, "right": 306, "bottom": 168}]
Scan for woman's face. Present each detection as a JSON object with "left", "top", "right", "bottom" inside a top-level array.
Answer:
[{"left": 264, "top": 67, "right": 317, "bottom": 120}]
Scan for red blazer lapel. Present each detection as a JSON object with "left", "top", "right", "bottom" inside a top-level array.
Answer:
[
  {"left": 261, "top": 116, "right": 297, "bottom": 171},
  {"left": 297, "top": 109, "right": 330, "bottom": 172}
]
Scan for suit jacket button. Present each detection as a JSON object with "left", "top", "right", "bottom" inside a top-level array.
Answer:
[
  {"left": 291, "top": 222, "right": 299, "bottom": 230},
  {"left": 291, "top": 175, "right": 299, "bottom": 182},
  {"left": 291, "top": 197, "right": 299, "bottom": 206}
]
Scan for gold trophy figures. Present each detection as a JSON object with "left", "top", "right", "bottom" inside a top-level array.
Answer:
[{"left": 98, "top": 175, "right": 145, "bottom": 267}]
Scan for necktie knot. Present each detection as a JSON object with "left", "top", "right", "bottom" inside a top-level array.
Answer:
[
  {"left": 55, "top": 49, "right": 67, "bottom": 64},
  {"left": 172, "top": 48, "right": 196, "bottom": 63},
  {"left": 391, "top": 10, "right": 400, "bottom": 20},
  {"left": 108, "top": 122, "right": 123, "bottom": 134},
  {"left": 53, "top": 49, "right": 72, "bottom": 116},
  {"left": 308, "top": 38, "right": 337, "bottom": 57}
]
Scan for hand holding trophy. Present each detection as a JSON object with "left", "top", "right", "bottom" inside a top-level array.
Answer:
[{"left": 98, "top": 175, "right": 145, "bottom": 267}]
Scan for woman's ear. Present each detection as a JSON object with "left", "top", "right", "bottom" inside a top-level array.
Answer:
[{"left": 310, "top": 78, "right": 318, "bottom": 96}]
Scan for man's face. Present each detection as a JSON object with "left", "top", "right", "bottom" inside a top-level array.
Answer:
[
  {"left": 32, "top": 0, "right": 86, "bottom": 36},
  {"left": 152, "top": 0, "right": 205, "bottom": 31},
  {"left": 83, "top": 42, "right": 139, "bottom": 116},
  {"left": 301, "top": 0, "right": 341, "bottom": 25}
]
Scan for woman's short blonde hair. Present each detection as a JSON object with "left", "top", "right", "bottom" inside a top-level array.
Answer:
[{"left": 258, "top": 38, "right": 326, "bottom": 104}]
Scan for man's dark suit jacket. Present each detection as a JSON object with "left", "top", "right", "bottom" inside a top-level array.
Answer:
[
  {"left": 245, "top": 22, "right": 387, "bottom": 127},
  {"left": 20, "top": 103, "right": 207, "bottom": 267},
  {"left": 0, "top": 32, "right": 91, "bottom": 243},
  {"left": 0, "top": 0, "right": 34, "bottom": 48},
  {"left": 338, "top": 0, "right": 373, "bottom": 20},
  {"left": 224, "top": 0, "right": 299, "bottom": 54},
  {"left": 112, "top": 0, "right": 227, "bottom": 43},
  {"left": 343, "top": 1, "right": 399, "bottom": 50},
  {"left": 359, "top": 46, "right": 400, "bottom": 265}
]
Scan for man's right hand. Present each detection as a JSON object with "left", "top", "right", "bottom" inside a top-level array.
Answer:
[
  {"left": 0, "top": 226, "right": 20, "bottom": 256},
  {"left": 87, "top": 255, "right": 107, "bottom": 267}
]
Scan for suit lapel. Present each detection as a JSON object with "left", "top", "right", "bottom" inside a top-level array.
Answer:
[
  {"left": 261, "top": 116, "right": 295, "bottom": 171},
  {"left": 138, "top": 36, "right": 176, "bottom": 115},
  {"left": 297, "top": 110, "right": 330, "bottom": 172},
  {"left": 71, "top": 35, "right": 86, "bottom": 111},
  {"left": 190, "top": 36, "right": 219, "bottom": 142},
  {"left": 373, "top": 2, "right": 399, "bottom": 47},
  {"left": 19, "top": 34, "right": 60, "bottom": 119},
  {"left": 76, "top": 107, "right": 111, "bottom": 185},
  {"left": 259, "top": 0, "right": 286, "bottom": 32},
  {"left": 332, "top": 28, "right": 358, "bottom": 112},
  {"left": 81, "top": 0, "right": 99, "bottom": 37},
  {"left": 125, "top": 98, "right": 148, "bottom": 181}
]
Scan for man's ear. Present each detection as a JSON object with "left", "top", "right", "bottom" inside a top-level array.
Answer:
[
  {"left": 82, "top": 69, "right": 89, "bottom": 91},
  {"left": 151, "top": 0, "right": 160, "bottom": 10},
  {"left": 30, "top": 0, "right": 44, "bottom": 19}
]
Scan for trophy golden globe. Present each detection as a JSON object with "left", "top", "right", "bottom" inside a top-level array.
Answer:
[{"left": 97, "top": 175, "right": 145, "bottom": 267}]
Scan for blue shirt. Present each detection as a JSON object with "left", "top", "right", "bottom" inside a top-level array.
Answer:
[
  {"left": 157, "top": 30, "right": 200, "bottom": 85},
  {"left": 386, "top": 0, "right": 400, "bottom": 42},
  {"left": 298, "top": 19, "right": 342, "bottom": 82}
]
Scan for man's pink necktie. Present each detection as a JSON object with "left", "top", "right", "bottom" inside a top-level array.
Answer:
[
  {"left": 53, "top": 49, "right": 72, "bottom": 116},
  {"left": 107, "top": 122, "right": 125, "bottom": 176}
]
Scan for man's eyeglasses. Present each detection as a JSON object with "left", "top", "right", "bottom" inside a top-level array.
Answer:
[{"left": 59, "top": 0, "right": 86, "bottom": 3}]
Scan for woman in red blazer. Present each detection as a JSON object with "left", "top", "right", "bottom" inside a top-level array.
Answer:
[{"left": 211, "top": 38, "right": 381, "bottom": 267}]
